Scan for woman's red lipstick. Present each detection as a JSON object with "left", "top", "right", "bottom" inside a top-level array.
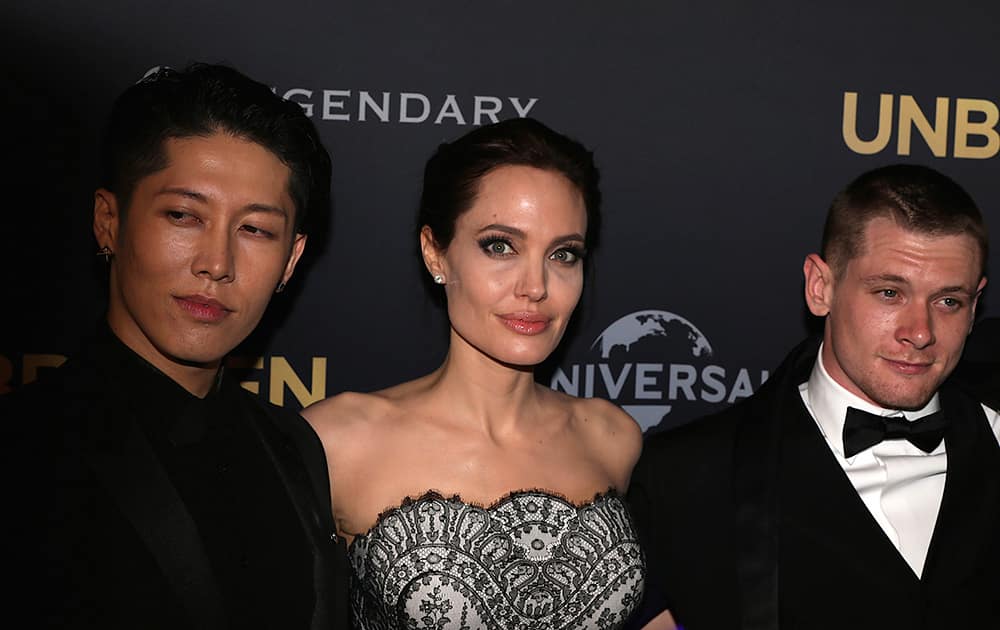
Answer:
[{"left": 498, "top": 313, "right": 550, "bottom": 335}]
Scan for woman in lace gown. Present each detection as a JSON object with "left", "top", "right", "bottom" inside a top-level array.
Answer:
[{"left": 304, "top": 118, "right": 647, "bottom": 629}]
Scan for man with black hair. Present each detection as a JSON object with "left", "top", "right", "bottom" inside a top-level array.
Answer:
[
  {"left": 4, "top": 63, "right": 348, "bottom": 629},
  {"left": 629, "top": 164, "right": 999, "bottom": 630}
]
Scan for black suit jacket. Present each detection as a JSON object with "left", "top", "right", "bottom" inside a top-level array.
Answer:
[
  {"left": 953, "top": 315, "right": 1000, "bottom": 409},
  {"left": 627, "top": 338, "right": 1000, "bottom": 630},
  {"left": 2, "top": 329, "right": 351, "bottom": 629}
]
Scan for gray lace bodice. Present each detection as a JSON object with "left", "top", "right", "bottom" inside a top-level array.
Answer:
[{"left": 347, "top": 489, "right": 645, "bottom": 629}]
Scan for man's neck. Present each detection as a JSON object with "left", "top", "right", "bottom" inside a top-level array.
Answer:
[{"left": 106, "top": 318, "right": 222, "bottom": 398}]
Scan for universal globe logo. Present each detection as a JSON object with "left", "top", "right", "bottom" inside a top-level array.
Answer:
[{"left": 550, "top": 309, "right": 769, "bottom": 432}]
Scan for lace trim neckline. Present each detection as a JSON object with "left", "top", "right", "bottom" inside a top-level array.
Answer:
[{"left": 346, "top": 486, "right": 620, "bottom": 549}]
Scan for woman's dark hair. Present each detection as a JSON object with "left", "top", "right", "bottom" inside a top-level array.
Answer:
[
  {"left": 417, "top": 117, "right": 601, "bottom": 252},
  {"left": 99, "top": 62, "right": 331, "bottom": 235}
]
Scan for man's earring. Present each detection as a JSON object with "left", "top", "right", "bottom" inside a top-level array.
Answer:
[
  {"left": 96, "top": 246, "right": 112, "bottom": 262},
  {"left": 433, "top": 274, "right": 445, "bottom": 285},
  {"left": 276, "top": 282, "right": 286, "bottom": 294}
]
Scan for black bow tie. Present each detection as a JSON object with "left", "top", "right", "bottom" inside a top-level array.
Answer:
[{"left": 842, "top": 407, "right": 948, "bottom": 458}]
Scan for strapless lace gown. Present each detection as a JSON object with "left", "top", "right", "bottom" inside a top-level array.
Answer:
[{"left": 347, "top": 489, "right": 645, "bottom": 629}]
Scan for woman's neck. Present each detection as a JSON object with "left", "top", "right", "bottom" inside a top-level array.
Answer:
[{"left": 428, "top": 334, "right": 546, "bottom": 435}]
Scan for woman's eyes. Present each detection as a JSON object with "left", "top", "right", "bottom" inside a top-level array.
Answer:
[
  {"left": 550, "top": 248, "right": 583, "bottom": 264},
  {"left": 478, "top": 236, "right": 584, "bottom": 265},
  {"left": 479, "top": 236, "right": 515, "bottom": 256}
]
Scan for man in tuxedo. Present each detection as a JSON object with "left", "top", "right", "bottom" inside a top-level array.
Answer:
[
  {"left": 628, "top": 164, "right": 999, "bottom": 630},
  {"left": 3, "top": 64, "right": 348, "bottom": 628}
]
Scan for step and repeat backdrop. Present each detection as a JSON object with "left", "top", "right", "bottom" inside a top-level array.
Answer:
[{"left": 2, "top": 1, "right": 997, "bottom": 432}]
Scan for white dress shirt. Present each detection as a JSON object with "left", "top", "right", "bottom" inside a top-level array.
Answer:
[{"left": 799, "top": 344, "right": 1000, "bottom": 577}]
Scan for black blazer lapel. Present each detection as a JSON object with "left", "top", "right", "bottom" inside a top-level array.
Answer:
[
  {"left": 731, "top": 339, "right": 819, "bottom": 630},
  {"left": 84, "top": 414, "right": 226, "bottom": 630},
  {"left": 239, "top": 394, "right": 347, "bottom": 630},
  {"left": 732, "top": 337, "right": 920, "bottom": 630},
  {"left": 921, "top": 387, "right": 1000, "bottom": 593},
  {"left": 778, "top": 395, "right": 918, "bottom": 583},
  {"left": 732, "top": 381, "right": 782, "bottom": 630}
]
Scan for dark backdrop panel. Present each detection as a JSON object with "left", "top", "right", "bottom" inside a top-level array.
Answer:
[{"left": 3, "top": 1, "right": 997, "bottom": 432}]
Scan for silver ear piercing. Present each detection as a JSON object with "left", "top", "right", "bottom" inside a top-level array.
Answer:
[
  {"left": 96, "top": 246, "right": 113, "bottom": 262},
  {"left": 433, "top": 274, "right": 445, "bottom": 285}
]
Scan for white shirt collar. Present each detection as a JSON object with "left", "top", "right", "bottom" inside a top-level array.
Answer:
[{"left": 804, "top": 342, "right": 942, "bottom": 458}]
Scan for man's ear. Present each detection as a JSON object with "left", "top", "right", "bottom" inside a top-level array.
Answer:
[
  {"left": 281, "top": 233, "right": 308, "bottom": 285},
  {"left": 968, "top": 276, "right": 989, "bottom": 330},
  {"left": 803, "top": 253, "right": 835, "bottom": 317},
  {"left": 973, "top": 276, "right": 988, "bottom": 308},
  {"left": 93, "top": 188, "right": 121, "bottom": 252},
  {"left": 419, "top": 226, "right": 447, "bottom": 280}
]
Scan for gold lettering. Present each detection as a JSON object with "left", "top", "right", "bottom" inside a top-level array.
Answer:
[
  {"left": 842, "top": 92, "right": 894, "bottom": 154},
  {"left": 897, "top": 95, "right": 949, "bottom": 157},
  {"left": 229, "top": 356, "right": 265, "bottom": 394},
  {"left": 954, "top": 98, "right": 1000, "bottom": 159},
  {"left": 269, "top": 357, "right": 327, "bottom": 407},
  {"left": 23, "top": 354, "right": 67, "bottom": 385}
]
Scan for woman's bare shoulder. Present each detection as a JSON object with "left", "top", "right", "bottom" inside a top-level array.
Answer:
[
  {"left": 303, "top": 390, "right": 375, "bottom": 420},
  {"left": 301, "top": 375, "right": 435, "bottom": 437},
  {"left": 563, "top": 393, "right": 644, "bottom": 483},
  {"left": 301, "top": 389, "right": 395, "bottom": 439},
  {"left": 576, "top": 395, "right": 642, "bottom": 442}
]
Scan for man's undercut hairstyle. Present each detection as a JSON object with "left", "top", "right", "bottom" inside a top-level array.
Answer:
[
  {"left": 821, "top": 164, "right": 989, "bottom": 278},
  {"left": 98, "top": 63, "right": 331, "bottom": 235}
]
